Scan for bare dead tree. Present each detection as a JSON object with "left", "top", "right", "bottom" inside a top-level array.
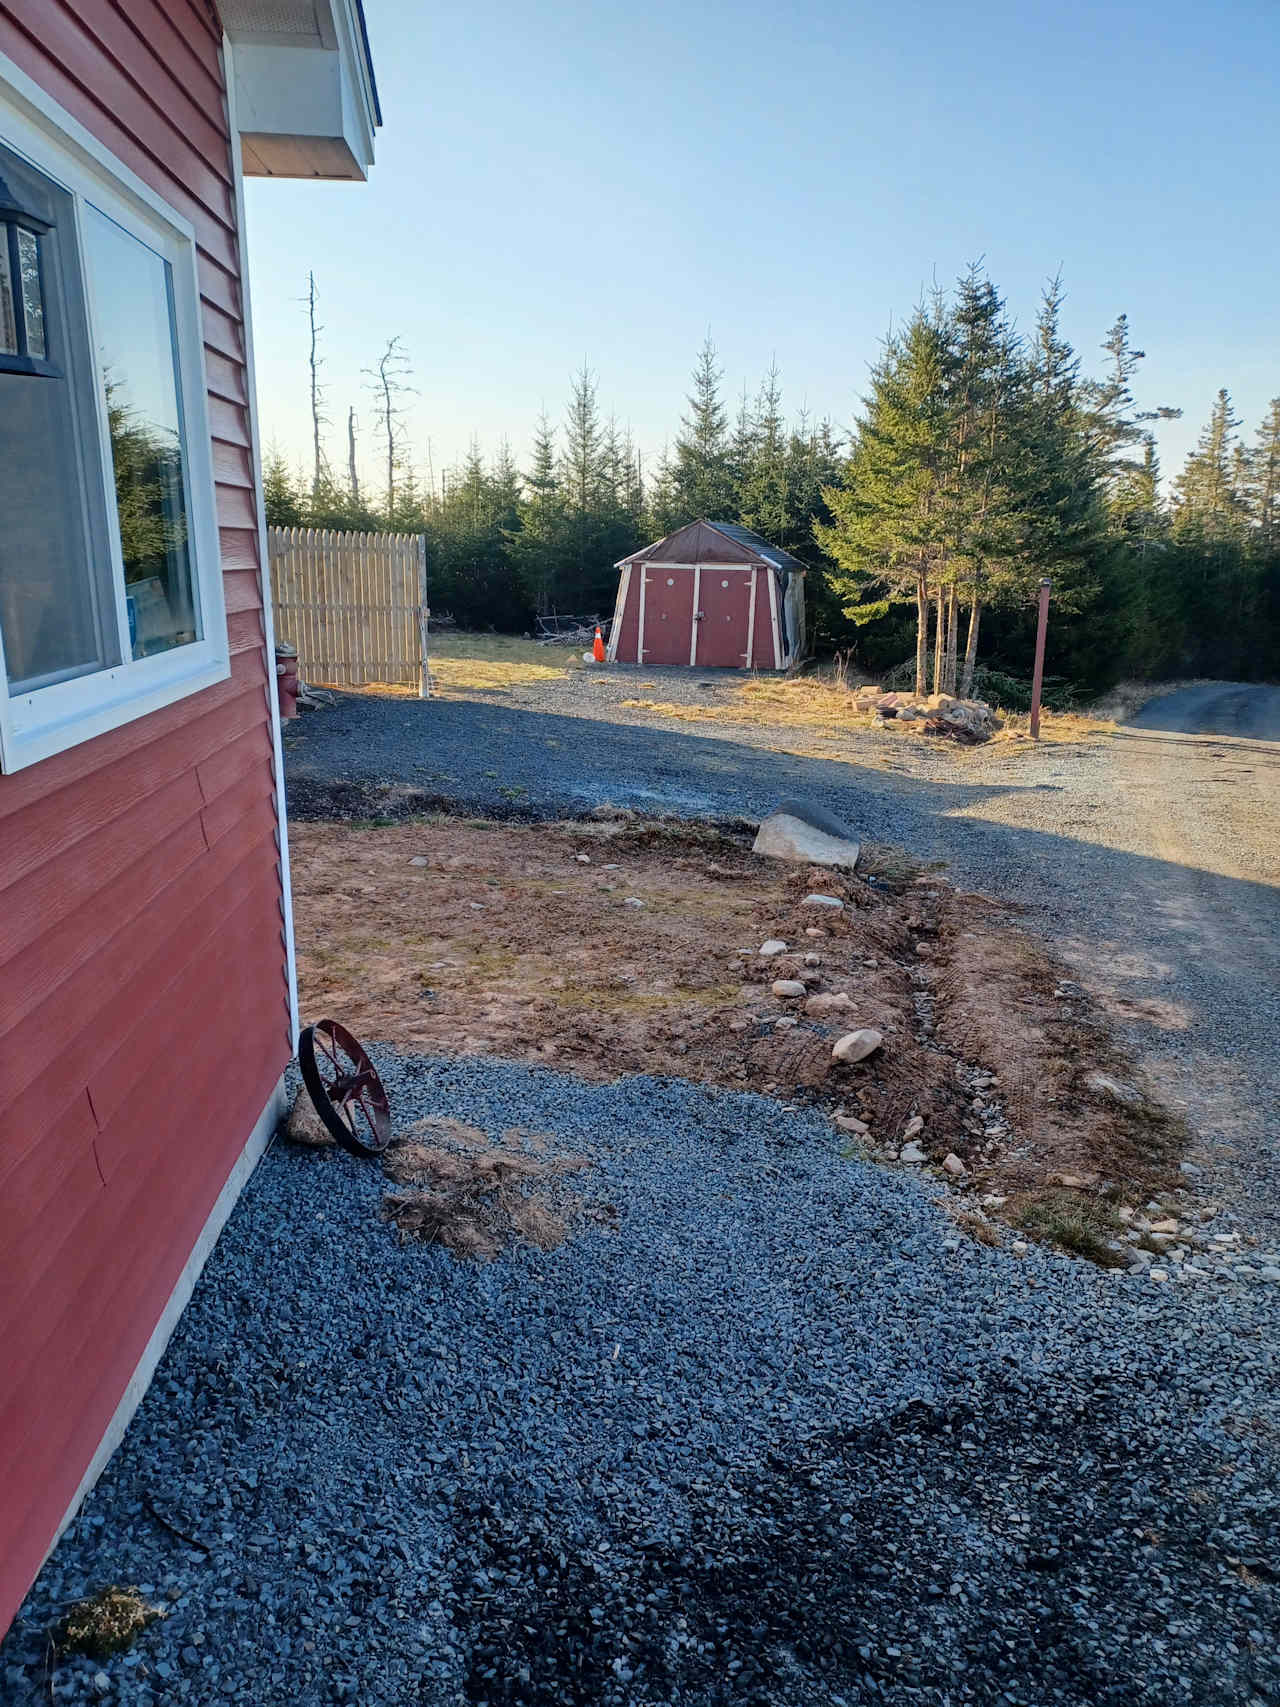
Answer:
[
  {"left": 363, "top": 336, "right": 416, "bottom": 512},
  {"left": 305, "top": 271, "right": 329, "bottom": 500},
  {"left": 347, "top": 406, "right": 360, "bottom": 504}
]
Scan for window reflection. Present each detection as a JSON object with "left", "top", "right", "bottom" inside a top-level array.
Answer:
[{"left": 83, "top": 206, "right": 198, "bottom": 658}]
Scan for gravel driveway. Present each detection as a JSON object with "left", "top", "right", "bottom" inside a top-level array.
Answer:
[
  {"left": 287, "top": 678, "right": 1280, "bottom": 1234},
  {"left": 5, "top": 1054, "right": 1278, "bottom": 1706}
]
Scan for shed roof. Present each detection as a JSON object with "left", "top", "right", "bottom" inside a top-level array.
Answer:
[{"left": 617, "top": 519, "right": 806, "bottom": 572}]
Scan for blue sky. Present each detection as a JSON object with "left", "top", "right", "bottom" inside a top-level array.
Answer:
[{"left": 243, "top": 0, "right": 1279, "bottom": 496}]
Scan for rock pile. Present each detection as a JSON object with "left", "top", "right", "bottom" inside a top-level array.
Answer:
[{"left": 853, "top": 687, "right": 998, "bottom": 743}]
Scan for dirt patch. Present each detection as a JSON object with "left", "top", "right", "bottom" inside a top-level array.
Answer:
[
  {"left": 290, "top": 815, "right": 1186, "bottom": 1257},
  {"left": 379, "top": 1118, "right": 596, "bottom": 1261}
]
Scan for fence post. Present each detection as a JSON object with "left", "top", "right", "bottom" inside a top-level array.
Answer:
[{"left": 416, "top": 533, "right": 430, "bottom": 699}]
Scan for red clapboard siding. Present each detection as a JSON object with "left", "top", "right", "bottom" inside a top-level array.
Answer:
[
  {"left": 0, "top": 688, "right": 269, "bottom": 897},
  {"left": 0, "top": 652, "right": 266, "bottom": 825},
  {"left": 223, "top": 568, "right": 265, "bottom": 615},
  {"left": 0, "top": 0, "right": 291, "bottom": 1637},
  {"left": 212, "top": 438, "right": 254, "bottom": 488},
  {"left": 0, "top": 816, "right": 278, "bottom": 1131},
  {"left": 228, "top": 607, "right": 266, "bottom": 654},
  {"left": 0, "top": 1019, "right": 286, "bottom": 1628},
  {"left": 217, "top": 481, "right": 259, "bottom": 530},
  {"left": 0, "top": 995, "right": 287, "bottom": 1494}
]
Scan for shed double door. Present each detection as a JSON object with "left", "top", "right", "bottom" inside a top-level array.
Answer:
[
  {"left": 641, "top": 567, "right": 696, "bottom": 664},
  {"left": 695, "top": 567, "right": 753, "bottom": 667}
]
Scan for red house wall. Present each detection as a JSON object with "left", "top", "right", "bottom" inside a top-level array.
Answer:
[{"left": 0, "top": 0, "right": 291, "bottom": 1631}]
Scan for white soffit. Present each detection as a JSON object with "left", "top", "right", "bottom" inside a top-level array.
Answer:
[{"left": 221, "top": 0, "right": 379, "bottom": 182}]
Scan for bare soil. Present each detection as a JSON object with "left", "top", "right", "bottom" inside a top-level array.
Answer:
[{"left": 290, "top": 814, "right": 1185, "bottom": 1251}]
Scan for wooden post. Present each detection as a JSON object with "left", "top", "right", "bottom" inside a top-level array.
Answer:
[
  {"left": 1029, "top": 577, "right": 1051, "bottom": 739},
  {"left": 416, "top": 533, "right": 430, "bottom": 698}
]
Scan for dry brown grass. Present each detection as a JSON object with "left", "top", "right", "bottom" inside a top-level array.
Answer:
[
  {"left": 380, "top": 1121, "right": 591, "bottom": 1261},
  {"left": 620, "top": 672, "right": 1115, "bottom": 751},
  {"left": 429, "top": 631, "right": 579, "bottom": 694},
  {"left": 990, "top": 709, "right": 1115, "bottom": 745},
  {"left": 58, "top": 1588, "right": 165, "bottom": 1660}
]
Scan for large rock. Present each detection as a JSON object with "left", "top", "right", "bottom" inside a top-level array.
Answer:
[
  {"left": 753, "top": 798, "right": 859, "bottom": 871},
  {"left": 831, "top": 1028, "right": 883, "bottom": 1065},
  {"left": 283, "top": 1087, "right": 334, "bottom": 1147}
]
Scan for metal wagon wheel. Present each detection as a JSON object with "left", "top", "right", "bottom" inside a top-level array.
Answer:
[{"left": 297, "top": 1019, "right": 392, "bottom": 1156}]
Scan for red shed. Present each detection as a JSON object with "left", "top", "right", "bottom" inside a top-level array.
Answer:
[
  {"left": 608, "top": 520, "right": 807, "bottom": 670},
  {"left": 0, "top": 0, "right": 379, "bottom": 1632}
]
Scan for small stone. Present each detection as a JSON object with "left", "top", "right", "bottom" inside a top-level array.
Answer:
[
  {"left": 771, "top": 979, "right": 807, "bottom": 999},
  {"left": 408, "top": 855, "right": 429, "bottom": 866},
  {"left": 93, "top": 1674, "right": 111, "bottom": 1697},
  {"left": 942, "top": 1153, "right": 967, "bottom": 1177},
  {"left": 1150, "top": 1218, "right": 1179, "bottom": 1234},
  {"left": 1179, "top": 1160, "right": 1203, "bottom": 1177},
  {"left": 914, "top": 941, "right": 934, "bottom": 959},
  {"left": 759, "top": 939, "right": 788, "bottom": 956},
  {"left": 831, "top": 1029, "right": 883, "bottom": 1065},
  {"left": 833, "top": 1114, "right": 869, "bottom": 1135},
  {"left": 1148, "top": 1267, "right": 1169, "bottom": 1282},
  {"left": 862, "top": 957, "right": 878, "bottom": 968},
  {"left": 575, "top": 853, "right": 591, "bottom": 863},
  {"left": 805, "top": 991, "right": 853, "bottom": 1016},
  {"left": 899, "top": 1142, "right": 927, "bottom": 1164},
  {"left": 803, "top": 952, "right": 821, "bottom": 966},
  {"left": 1258, "top": 1266, "right": 1280, "bottom": 1282},
  {"left": 801, "top": 894, "right": 845, "bottom": 910},
  {"left": 902, "top": 1115, "right": 924, "bottom": 1140},
  {"left": 1011, "top": 1240, "right": 1029, "bottom": 1256},
  {"left": 623, "top": 896, "right": 646, "bottom": 909},
  {"left": 603, "top": 863, "right": 621, "bottom": 870},
  {"left": 804, "top": 926, "right": 827, "bottom": 938}
]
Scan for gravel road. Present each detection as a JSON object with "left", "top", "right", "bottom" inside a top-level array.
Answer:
[
  {"left": 5, "top": 1054, "right": 1278, "bottom": 1707},
  {"left": 286, "top": 677, "right": 1280, "bottom": 1234}
]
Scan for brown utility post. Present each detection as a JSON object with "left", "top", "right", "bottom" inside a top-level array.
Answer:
[{"left": 1029, "top": 578, "right": 1051, "bottom": 739}]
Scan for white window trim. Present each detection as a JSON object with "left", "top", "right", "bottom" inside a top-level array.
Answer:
[{"left": 0, "top": 52, "right": 228, "bottom": 774}]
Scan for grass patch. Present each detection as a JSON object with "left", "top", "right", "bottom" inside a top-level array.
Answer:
[
  {"left": 1013, "top": 1189, "right": 1127, "bottom": 1266},
  {"left": 428, "top": 631, "right": 583, "bottom": 694},
  {"left": 58, "top": 1588, "right": 165, "bottom": 1660}
]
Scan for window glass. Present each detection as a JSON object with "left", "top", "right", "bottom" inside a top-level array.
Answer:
[
  {"left": 0, "top": 143, "right": 114, "bottom": 691},
  {"left": 0, "top": 240, "right": 15, "bottom": 352},
  {"left": 17, "top": 227, "right": 43, "bottom": 357},
  {"left": 83, "top": 205, "right": 198, "bottom": 659}
]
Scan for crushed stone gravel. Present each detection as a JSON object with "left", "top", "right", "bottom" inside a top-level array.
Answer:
[{"left": 4, "top": 1051, "right": 1277, "bottom": 1706}]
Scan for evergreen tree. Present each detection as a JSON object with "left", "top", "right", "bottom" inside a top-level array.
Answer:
[
  {"left": 508, "top": 412, "right": 565, "bottom": 616},
  {"left": 263, "top": 447, "right": 304, "bottom": 526},
  {"left": 671, "top": 334, "right": 737, "bottom": 521},
  {"left": 815, "top": 306, "right": 953, "bottom": 693}
]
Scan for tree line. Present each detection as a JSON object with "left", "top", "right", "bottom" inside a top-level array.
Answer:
[{"left": 264, "top": 272, "right": 1279, "bottom": 691}]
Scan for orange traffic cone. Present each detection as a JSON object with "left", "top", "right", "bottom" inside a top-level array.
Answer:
[{"left": 592, "top": 625, "right": 606, "bottom": 663}]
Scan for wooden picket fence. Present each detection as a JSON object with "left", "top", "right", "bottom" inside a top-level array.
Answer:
[{"left": 268, "top": 526, "right": 430, "bottom": 695}]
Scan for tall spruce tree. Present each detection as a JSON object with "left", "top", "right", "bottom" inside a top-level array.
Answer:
[
  {"left": 671, "top": 335, "right": 737, "bottom": 522},
  {"left": 816, "top": 306, "right": 953, "bottom": 693}
]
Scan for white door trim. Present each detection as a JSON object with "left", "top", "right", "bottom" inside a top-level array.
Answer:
[
  {"left": 766, "top": 569, "right": 782, "bottom": 669},
  {"left": 688, "top": 565, "right": 701, "bottom": 665}
]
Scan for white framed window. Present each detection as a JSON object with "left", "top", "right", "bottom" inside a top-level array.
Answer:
[{"left": 0, "top": 60, "right": 227, "bottom": 773}]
